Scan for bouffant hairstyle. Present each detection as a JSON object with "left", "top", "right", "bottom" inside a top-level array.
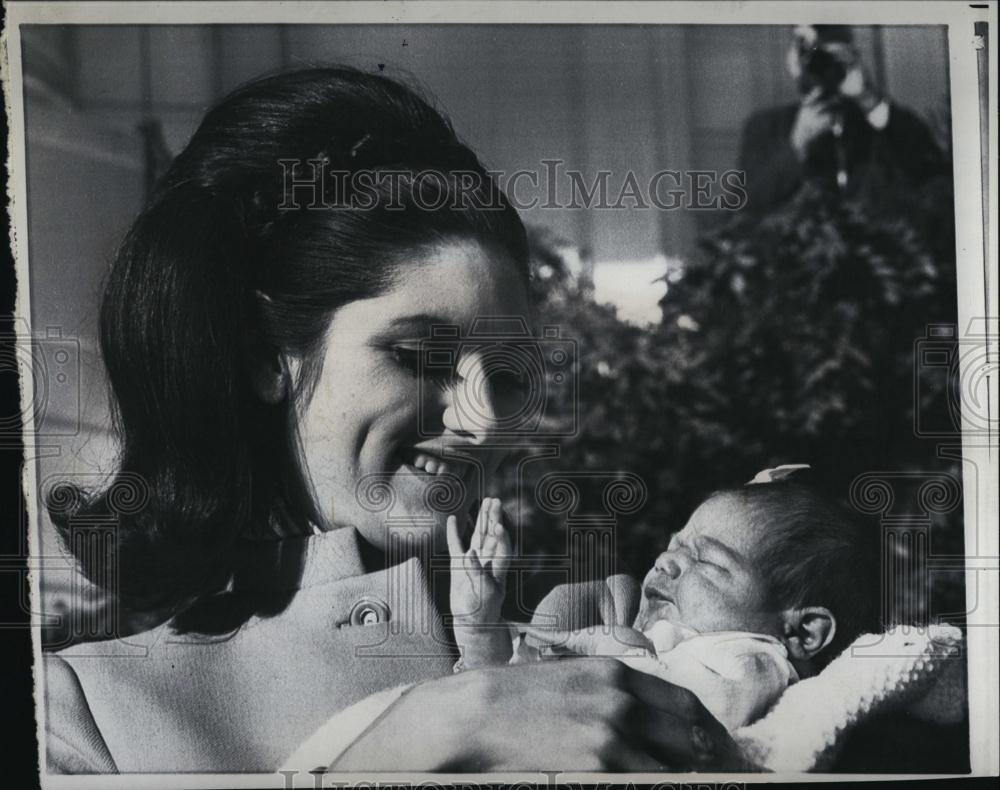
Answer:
[{"left": 49, "top": 67, "right": 529, "bottom": 630}]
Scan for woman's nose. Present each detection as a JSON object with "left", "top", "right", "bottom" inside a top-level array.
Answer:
[{"left": 441, "top": 353, "right": 500, "bottom": 445}]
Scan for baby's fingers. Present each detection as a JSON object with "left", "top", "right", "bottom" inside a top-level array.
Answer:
[
  {"left": 477, "top": 499, "right": 508, "bottom": 552},
  {"left": 446, "top": 515, "right": 465, "bottom": 563},
  {"left": 491, "top": 521, "right": 512, "bottom": 579},
  {"left": 478, "top": 527, "right": 508, "bottom": 571},
  {"left": 488, "top": 498, "right": 503, "bottom": 534},
  {"left": 473, "top": 497, "right": 492, "bottom": 550}
]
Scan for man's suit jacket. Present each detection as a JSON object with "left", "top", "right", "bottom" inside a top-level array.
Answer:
[{"left": 738, "top": 100, "right": 946, "bottom": 215}]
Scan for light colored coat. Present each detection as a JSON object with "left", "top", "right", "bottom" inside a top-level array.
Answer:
[
  {"left": 44, "top": 527, "right": 456, "bottom": 773},
  {"left": 43, "top": 525, "right": 638, "bottom": 774}
]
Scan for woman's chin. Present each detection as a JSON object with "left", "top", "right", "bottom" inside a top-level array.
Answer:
[
  {"left": 346, "top": 462, "right": 479, "bottom": 553},
  {"left": 362, "top": 465, "right": 466, "bottom": 534}
]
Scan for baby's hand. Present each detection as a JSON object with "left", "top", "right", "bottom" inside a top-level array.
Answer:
[{"left": 446, "top": 497, "right": 511, "bottom": 627}]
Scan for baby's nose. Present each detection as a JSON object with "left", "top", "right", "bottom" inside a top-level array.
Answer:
[{"left": 653, "top": 551, "right": 683, "bottom": 580}]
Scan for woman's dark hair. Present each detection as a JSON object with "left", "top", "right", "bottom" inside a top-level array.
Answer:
[
  {"left": 709, "top": 480, "right": 882, "bottom": 668},
  {"left": 48, "top": 66, "right": 529, "bottom": 628}
]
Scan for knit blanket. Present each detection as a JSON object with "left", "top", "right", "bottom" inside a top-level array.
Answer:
[
  {"left": 734, "top": 624, "right": 966, "bottom": 772},
  {"left": 284, "top": 624, "right": 966, "bottom": 773}
]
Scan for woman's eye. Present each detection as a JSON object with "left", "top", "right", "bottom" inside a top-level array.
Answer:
[
  {"left": 391, "top": 346, "right": 422, "bottom": 374},
  {"left": 391, "top": 346, "right": 455, "bottom": 383}
]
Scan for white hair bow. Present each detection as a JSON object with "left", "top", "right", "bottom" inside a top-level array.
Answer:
[{"left": 746, "top": 464, "right": 812, "bottom": 485}]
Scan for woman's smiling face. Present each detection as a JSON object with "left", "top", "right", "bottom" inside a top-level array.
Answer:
[{"left": 294, "top": 238, "right": 531, "bottom": 552}]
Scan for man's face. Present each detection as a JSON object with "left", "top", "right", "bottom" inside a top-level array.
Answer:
[
  {"left": 787, "top": 25, "right": 856, "bottom": 97},
  {"left": 634, "top": 493, "right": 781, "bottom": 636},
  {"left": 786, "top": 25, "right": 818, "bottom": 87}
]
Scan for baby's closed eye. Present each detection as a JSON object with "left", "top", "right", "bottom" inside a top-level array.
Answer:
[{"left": 697, "top": 555, "right": 729, "bottom": 574}]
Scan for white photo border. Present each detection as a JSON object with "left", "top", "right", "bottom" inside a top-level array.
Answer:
[{"left": 4, "top": 1, "right": 997, "bottom": 786}]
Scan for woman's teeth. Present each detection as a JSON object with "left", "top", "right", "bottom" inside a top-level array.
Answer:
[{"left": 411, "top": 453, "right": 452, "bottom": 477}]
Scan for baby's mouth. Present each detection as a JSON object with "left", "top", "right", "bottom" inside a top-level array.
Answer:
[
  {"left": 643, "top": 583, "right": 674, "bottom": 607},
  {"left": 637, "top": 584, "right": 678, "bottom": 632}
]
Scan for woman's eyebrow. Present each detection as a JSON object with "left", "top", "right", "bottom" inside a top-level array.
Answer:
[
  {"left": 389, "top": 313, "right": 456, "bottom": 330},
  {"left": 380, "top": 314, "right": 454, "bottom": 337}
]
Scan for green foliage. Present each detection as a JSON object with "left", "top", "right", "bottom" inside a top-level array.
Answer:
[
  {"left": 660, "top": 177, "right": 956, "bottom": 471},
  {"left": 515, "top": 174, "right": 963, "bottom": 624}
]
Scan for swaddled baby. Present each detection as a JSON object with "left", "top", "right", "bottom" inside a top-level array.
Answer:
[{"left": 447, "top": 468, "right": 881, "bottom": 730}]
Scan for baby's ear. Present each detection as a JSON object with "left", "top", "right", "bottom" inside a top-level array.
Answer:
[{"left": 780, "top": 606, "right": 836, "bottom": 662}]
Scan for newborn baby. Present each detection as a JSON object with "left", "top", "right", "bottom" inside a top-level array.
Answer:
[{"left": 447, "top": 471, "right": 880, "bottom": 731}]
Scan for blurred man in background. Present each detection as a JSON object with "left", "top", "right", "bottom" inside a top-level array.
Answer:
[{"left": 739, "top": 24, "right": 946, "bottom": 215}]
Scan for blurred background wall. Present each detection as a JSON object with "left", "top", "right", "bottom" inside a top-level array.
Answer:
[
  {"left": 20, "top": 21, "right": 952, "bottom": 421},
  {"left": 18, "top": 24, "right": 952, "bottom": 639},
  {"left": 22, "top": 24, "right": 950, "bottom": 268}
]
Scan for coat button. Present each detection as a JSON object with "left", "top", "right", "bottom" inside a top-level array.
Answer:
[{"left": 349, "top": 597, "right": 390, "bottom": 626}]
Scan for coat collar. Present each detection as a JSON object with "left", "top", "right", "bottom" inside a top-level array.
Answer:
[
  {"left": 297, "top": 526, "right": 367, "bottom": 587},
  {"left": 231, "top": 526, "right": 368, "bottom": 592},
  {"left": 161, "top": 527, "right": 374, "bottom": 638}
]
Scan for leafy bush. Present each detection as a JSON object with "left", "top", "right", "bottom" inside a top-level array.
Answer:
[{"left": 515, "top": 172, "right": 963, "bottom": 626}]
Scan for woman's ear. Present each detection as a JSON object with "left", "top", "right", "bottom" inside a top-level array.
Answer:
[
  {"left": 252, "top": 291, "right": 288, "bottom": 404},
  {"left": 781, "top": 606, "right": 836, "bottom": 662},
  {"left": 252, "top": 350, "right": 288, "bottom": 404}
]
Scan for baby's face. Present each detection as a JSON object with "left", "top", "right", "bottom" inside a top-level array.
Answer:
[{"left": 634, "top": 493, "right": 780, "bottom": 636}]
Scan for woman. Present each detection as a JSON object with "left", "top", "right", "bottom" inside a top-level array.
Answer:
[{"left": 43, "top": 67, "right": 745, "bottom": 773}]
